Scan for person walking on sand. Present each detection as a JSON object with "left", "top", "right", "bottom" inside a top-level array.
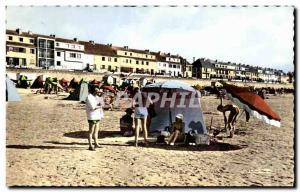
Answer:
[
  {"left": 86, "top": 86, "right": 104, "bottom": 151},
  {"left": 132, "top": 88, "right": 150, "bottom": 147}
]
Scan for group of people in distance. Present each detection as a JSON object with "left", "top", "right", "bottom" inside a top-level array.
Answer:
[{"left": 85, "top": 84, "right": 249, "bottom": 151}]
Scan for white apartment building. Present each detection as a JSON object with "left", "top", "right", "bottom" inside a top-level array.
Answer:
[
  {"left": 54, "top": 38, "right": 85, "bottom": 70},
  {"left": 156, "top": 52, "right": 182, "bottom": 76}
]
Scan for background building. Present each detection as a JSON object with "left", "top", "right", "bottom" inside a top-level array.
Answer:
[
  {"left": 55, "top": 38, "right": 85, "bottom": 70},
  {"left": 6, "top": 29, "right": 36, "bottom": 68}
]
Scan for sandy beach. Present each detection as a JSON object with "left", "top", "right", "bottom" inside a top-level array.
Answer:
[{"left": 6, "top": 89, "right": 294, "bottom": 187}]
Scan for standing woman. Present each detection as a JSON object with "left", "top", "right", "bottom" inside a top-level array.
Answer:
[
  {"left": 86, "top": 86, "right": 104, "bottom": 151},
  {"left": 132, "top": 88, "right": 150, "bottom": 147}
]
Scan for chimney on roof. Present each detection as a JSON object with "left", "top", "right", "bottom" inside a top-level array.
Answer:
[
  {"left": 124, "top": 46, "right": 129, "bottom": 49},
  {"left": 89, "top": 40, "right": 95, "bottom": 45},
  {"left": 193, "top": 57, "right": 195, "bottom": 62},
  {"left": 74, "top": 38, "right": 78, "bottom": 42},
  {"left": 167, "top": 53, "right": 170, "bottom": 56},
  {"left": 16, "top": 28, "right": 22, "bottom": 34},
  {"left": 50, "top": 34, "right": 56, "bottom": 38},
  {"left": 145, "top": 49, "right": 149, "bottom": 52},
  {"left": 28, "top": 31, "right": 32, "bottom": 35}
]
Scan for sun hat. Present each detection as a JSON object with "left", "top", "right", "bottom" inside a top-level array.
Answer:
[{"left": 176, "top": 114, "right": 183, "bottom": 120}]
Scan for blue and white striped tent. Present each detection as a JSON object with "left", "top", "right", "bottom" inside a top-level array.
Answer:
[{"left": 143, "top": 80, "right": 207, "bottom": 134}]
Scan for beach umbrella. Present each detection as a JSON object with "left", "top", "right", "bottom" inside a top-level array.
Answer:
[
  {"left": 89, "top": 79, "right": 101, "bottom": 86},
  {"left": 6, "top": 76, "right": 21, "bottom": 102},
  {"left": 222, "top": 83, "right": 281, "bottom": 127}
]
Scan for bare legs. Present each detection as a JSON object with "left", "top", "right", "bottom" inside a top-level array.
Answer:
[
  {"left": 134, "top": 118, "right": 148, "bottom": 147},
  {"left": 88, "top": 121, "right": 100, "bottom": 149},
  {"left": 168, "top": 130, "right": 180, "bottom": 145}
]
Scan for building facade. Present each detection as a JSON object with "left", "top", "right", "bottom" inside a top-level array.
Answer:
[
  {"left": 6, "top": 29, "right": 36, "bottom": 68},
  {"left": 156, "top": 52, "right": 183, "bottom": 77},
  {"left": 36, "top": 35, "right": 55, "bottom": 69},
  {"left": 54, "top": 38, "right": 86, "bottom": 70}
]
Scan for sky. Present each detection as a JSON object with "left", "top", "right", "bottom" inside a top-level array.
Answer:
[{"left": 5, "top": 6, "right": 294, "bottom": 72}]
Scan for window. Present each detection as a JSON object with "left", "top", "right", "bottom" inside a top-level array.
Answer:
[
  {"left": 56, "top": 42, "right": 60, "bottom": 46},
  {"left": 129, "top": 59, "right": 132, "bottom": 63},
  {"left": 163, "top": 64, "right": 166, "bottom": 67},
  {"left": 8, "top": 36, "right": 13, "bottom": 40},
  {"left": 173, "top": 65, "right": 176, "bottom": 68},
  {"left": 114, "top": 58, "right": 117, "bottom": 62},
  {"left": 39, "top": 40, "right": 46, "bottom": 48},
  {"left": 146, "top": 61, "right": 149, "bottom": 65},
  {"left": 30, "top": 39, "right": 34, "bottom": 44},
  {"left": 108, "top": 65, "right": 112, "bottom": 71},
  {"left": 130, "top": 53, "right": 132, "bottom": 56},
  {"left": 101, "top": 65, "right": 105, "bottom": 69},
  {"left": 46, "top": 41, "right": 54, "bottom": 49},
  {"left": 8, "top": 47, "right": 13, "bottom": 52},
  {"left": 19, "top": 37, "right": 23, "bottom": 42},
  {"left": 108, "top": 57, "right": 112, "bottom": 62},
  {"left": 19, "top": 48, "right": 25, "bottom": 53},
  {"left": 77, "top": 54, "right": 81, "bottom": 59},
  {"left": 169, "top": 64, "right": 172, "bottom": 68},
  {"left": 57, "top": 52, "right": 61, "bottom": 57},
  {"left": 136, "top": 61, "right": 139, "bottom": 64},
  {"left": 141, "top": 61, "right": 144, "bottom": 65},
  {"left": 30, "top": 49, "right": 35, "bottom": 54},
  {"left": 126, "top": 59, "right": 128, "bottom": 63},
  {"left": 102, "top": 57, "right": 105, "bottom": 61},
  {"left": 70, "top": 53, "right": 76, "bottom": 58},
  {"left": 56, "top": 61, "right": 61, "bottom": 66},
  {"left": 177, "top": 65, "right": 180, "bottom": 69},
  {"left": 71, "top": 45, "right": 75, "bottom": 49},
  {"left": 146, "top": 55, "right": 148, "bottom": 58},
  {"left": 125, "top": 52, "right": 127, "bottom": 55}
]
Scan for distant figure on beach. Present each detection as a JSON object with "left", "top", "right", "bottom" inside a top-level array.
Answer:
[
  {"left": 86, "top": 86, "right": 104, "bottom": 151},
  {"left": 132, "top": 88, "right": 150, "bottom": 147},
  {"left": 217, "top": 96, "right": 240, "bottom": 138},
  {"left": 120, "top": 108, "right": 134, "bottom": 136},
  {"left": 166, "top": 114, "right": 185, "bottom": 146}
]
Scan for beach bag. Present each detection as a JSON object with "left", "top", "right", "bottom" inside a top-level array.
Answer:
[
  {"left": 185, "top": 131, "right": 196, "bottom": 145},
  {"left": 195, "top": 134, "right": 210, "bottom": 145}
]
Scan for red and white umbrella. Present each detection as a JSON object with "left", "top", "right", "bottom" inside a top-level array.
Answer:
[{"left": 222, "top": 83, "right": 281, "bottom": 127}]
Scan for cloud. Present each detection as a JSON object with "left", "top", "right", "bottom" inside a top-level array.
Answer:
[{"left": 6, "top": 6, "right": 294, "bottom": 72}]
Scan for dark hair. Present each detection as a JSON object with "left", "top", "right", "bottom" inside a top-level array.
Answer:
[{"left": 89, "top": 85, "right": 96, "bottom": 94}]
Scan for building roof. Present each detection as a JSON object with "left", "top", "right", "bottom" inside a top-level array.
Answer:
[
  {"left": 56, "top": 38, "right": 81, "bottom": 44},
  {"left": 55, "top": 47, "right": 85, "bottom": 53},
  {"left": 79, "top": 41, "right": 117, "bottom": 56},
  {"left": 112, "top": 46, "right": 156, "bottom": 56},
  {"left": 7, "top": 29, "right": 55, "bottom": 39},
  {"left": 192, "top": 58, "right": 214, "bottom": 68}
]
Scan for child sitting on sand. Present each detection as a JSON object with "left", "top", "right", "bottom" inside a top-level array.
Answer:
[{"left": 120, "top": 108, "right": 134, "bottom": 136}]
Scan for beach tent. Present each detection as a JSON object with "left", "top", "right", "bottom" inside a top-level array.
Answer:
[
  {"left": 143, "top": 80, "right": 207, "bottom": 134},
  {"left": 66, "top": 80, "right": 89, "bottom": 101},
  {"left": 79, "top": 81, "right": 89, "bottom": 102},
  {"left": 31, "top": 75, "right": 44, "bottom": 89},
  {"left": 6, "top": 75, "right": 21, "bottom": 102}
]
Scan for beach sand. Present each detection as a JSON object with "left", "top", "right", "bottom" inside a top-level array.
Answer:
[{"left": 6, "top": 89, "right": 294, "bottom": 186}]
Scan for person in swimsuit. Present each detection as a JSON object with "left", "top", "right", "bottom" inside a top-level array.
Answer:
[{"left": 217, "top": 97, "right": 240, "bottom": 138}]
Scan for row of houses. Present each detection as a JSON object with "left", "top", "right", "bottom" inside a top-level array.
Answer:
[
  {"left": 6, "top": 28, "right": 191, "bottom": 77},
  {"left": 6, "top": 28, "right": 292, "bottom": 83},
  {"left": 192, "top": 58, "right": 292, "bottom": 83}
]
